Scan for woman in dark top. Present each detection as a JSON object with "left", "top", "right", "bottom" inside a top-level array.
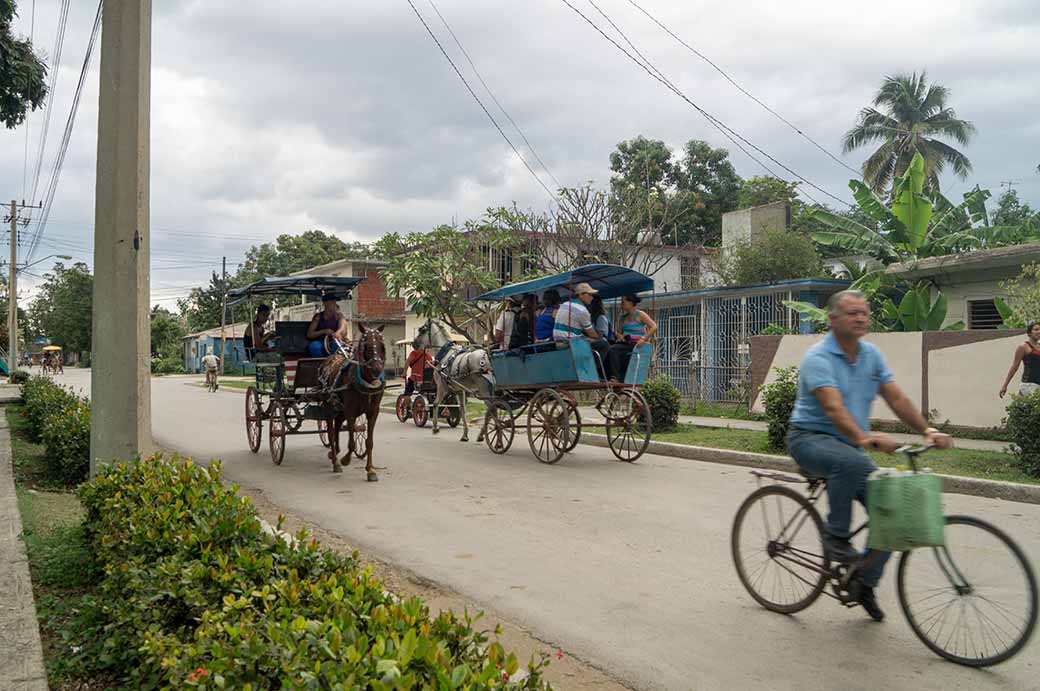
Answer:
[
  {"left": 307, "top": 294, "right": 348, "bottom": 357},
  {"left": 535, "top": 289, "right": 561, "bottom": 341},
  {"left": 509, "top": 293, "right": 538, "bottom": 349},
  {"left": 1000, "top": 320, "right": 1040, "bottom": 397}
]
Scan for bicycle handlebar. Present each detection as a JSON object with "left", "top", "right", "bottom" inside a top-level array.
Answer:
[{"left": 895, "top": 443, "right": 936, "bottom": 456}]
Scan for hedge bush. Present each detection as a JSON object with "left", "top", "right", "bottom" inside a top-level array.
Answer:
[
  {"left": 21, "top": 375, "right": 91, "bottom": 485},
  {"left": 9, "top": 368, "right": 30, "bottom": 384},
  {"left": 22, "top": 376, "right": 78, "bottom": 442},
  {"left": 761, "top": 366, "right": 798, "bottom": 452},
  {"left": 151, "top": 355, "right": 185, "bottom": 375},
  {"left": 76, "top": 456, "right": 554, "bottom": 689},
  {"left": 642, "top": 375, "right": 681, "bottom": 432},
  {"left": 1005, "top": 389, "right": 1040, "bottom": 478}
]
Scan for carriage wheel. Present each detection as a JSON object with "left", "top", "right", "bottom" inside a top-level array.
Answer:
[
  {"left": 395, "top": 394, "right": 412, "bottom": 422},
  {"left": 483, "top": 400, "right": 515, "bottom": 455},
  {"left": 412, "top": 396, "right": 428, "bottom": 427},
  {"left": 245, "top": 387, "right": 263, "bottom": 453},
  {"left": 351, "top": 422, "right": 368, "bottom": 459},
  {"left": 269, "top": 401, "right": 287, "bottom": 465},
  {"left": 527, "top": 389, "right": 569, "bottom": 465},
  {"left": 605, "top": 390, "right": 652, "bottom": 462},
  {"left": 444, "top": 392, "right": 461, "bottom": 428},
  {"left": 561, "top": 399, "right": 582, "bottom": 452},
  {"left": 318, "top": 418, "right": 331, "bottom": 448},
  {"left": 287, "top": 403, "right": 304, "bottom": 432}
]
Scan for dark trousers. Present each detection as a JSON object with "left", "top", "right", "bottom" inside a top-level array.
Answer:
[
  {"left": 404, "top": 379, "right": 417, "bottom": 395},
  {"left": 589, "top": 338, "right": 610, "bottom": 379},
  {"left": 606, "top": 341, "right": 636, "bottom": 381},
  {"left": 787, "top": 428, "right": 891, "bottom": 587}
]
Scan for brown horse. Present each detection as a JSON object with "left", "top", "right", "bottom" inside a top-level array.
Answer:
[{"left": 325, "top": 324, "right": 386, "bottom": 481}]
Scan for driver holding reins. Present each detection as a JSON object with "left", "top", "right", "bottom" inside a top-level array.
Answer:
[{"left": 307, "top": 293, "right": 349, "bottom": 357}]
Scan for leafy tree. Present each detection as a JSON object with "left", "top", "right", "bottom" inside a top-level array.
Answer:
[
  {"left": 150, "top": 306, "right": 186, "bottom": 359},
  {"left": 844, "top": 71, "right": 975, "bottom": 194},
  {"left": 25, "top": 263, "right": 93, "bottom": 354},
  {"left": 737, "top": 176, "right": 800, "bottom": 209},
  {"left": 992, "top": 189, "right": 1037, "bottom": 227},
  {"left": 235, "top": 230, "right": 369, "bottom": 285},
  {"left": 374, "top": 221, "right": 527, "bottom": 342},
  {"left": 996, "top": 263, "right": 1040, "bottom": 329},
  {"left": 717, "top": 229, "right": 826, "bottom": 286},
  {"left": 176, "top": 272, "right": 227, "bottom": 334},
  {"left": 670, "top": 140, "right": 741, "bottom": 245},
  {"left": 0, "top": 0, "right": 48, "bottom": 128},
  {"left": 0, "top": 274, "right": 27, "bottom": 351}
]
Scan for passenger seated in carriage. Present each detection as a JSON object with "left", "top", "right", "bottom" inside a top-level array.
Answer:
[
  {"left": 404, "top": 342, "right": 433, "bottom": 395},
  {"left": 243, "top": 304, "right": 275, "bottom": 353},
  {"left": 508, "top": 293, "right": 538, "bottom": 350},
  {"left": 307, "top": 294, "right": 349, "bottom": 357},
  {"left": 552, "top": 282, "right": 610, "bottom": 378},
  {"left": 534, "top": 289, "right": 561, "bottom": 341},
  {"left": 606, "top": 293, "right": 658, "bottom": 382}
]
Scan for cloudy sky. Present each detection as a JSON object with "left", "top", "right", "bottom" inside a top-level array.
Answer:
[{"left": 2, "top": 0, "right": 1038, "bottom": 307}]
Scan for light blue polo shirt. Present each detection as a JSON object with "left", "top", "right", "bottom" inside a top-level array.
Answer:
[{"left": 789, "top": 332, "right": 893, "bottom": 445}]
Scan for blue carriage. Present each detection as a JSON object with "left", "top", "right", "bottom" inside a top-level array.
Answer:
[
  {"left": 227, "top": 275, "right": 367, "bottom": 465},
  {"left": 475, "top": 265, "right": 655, "bottom": 464}
]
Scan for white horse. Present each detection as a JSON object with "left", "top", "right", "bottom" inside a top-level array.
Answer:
[{"left": 412, "top": 320, "right": 494, "bottom": 442}]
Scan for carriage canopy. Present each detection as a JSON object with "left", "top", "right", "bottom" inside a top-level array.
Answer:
[
  {"left": 474, "top": 264, "right": 654, "bottom": 302},
  {"left": 227, "top": 275, "right": 366, "bottom": 307}
]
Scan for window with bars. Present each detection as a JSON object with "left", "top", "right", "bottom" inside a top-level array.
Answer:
[
  {"left": 680, "top": 255, "right": 701, "bottom": 290},
  {"left": 967, "top": 298, "right": 1003, "bottom": 330}
]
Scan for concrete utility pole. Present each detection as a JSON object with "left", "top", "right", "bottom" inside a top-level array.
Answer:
[
  {"left": 7, "top": 201, "right": 16, "bottom": 371},
  {"left": 219, "top": 256, "right": 227, "bottom": 375},
  {"left": 90, "top": 1, "right": 153, "bottom": 475}
]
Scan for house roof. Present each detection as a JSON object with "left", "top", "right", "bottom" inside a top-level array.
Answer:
[
  {"left": 288, "top": 256, "right": 386, "bottom": 277},
  {"left": 184, "top": 322, "right": 249, "bottom": 340},
  {"left": 886, "top": 243, "right": 1040, "bottom": 280},
  {"left": 226, "top": 275, "right": 366, "bottom": 306},
  {"left": 650, "top": 277, "right": 850, "bottom": 304}
]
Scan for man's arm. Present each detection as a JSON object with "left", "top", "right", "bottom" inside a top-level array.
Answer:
[
  {"left": 878, "top": 381, "right": 928, "bottom": 434},
  {"left": 812, "top": 387, "right": 875, "bottom": 448}
]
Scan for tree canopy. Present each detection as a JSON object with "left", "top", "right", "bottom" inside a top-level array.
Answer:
[
  {"left": 718, "top": 229, "right": 826, "bottom": 286},
  {"left": 0, "top": 0, "right": 48, "bottom": 129},
  {"left": 150, "top": 306, "right": 187, "bottom": 359},
  {"left": 26, "top": 262, "right": 93, "bottom": 354}
]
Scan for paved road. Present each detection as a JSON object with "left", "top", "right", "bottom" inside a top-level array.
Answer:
[{"left": 60, "top": 370, "right": 1040, "bottom": 690}]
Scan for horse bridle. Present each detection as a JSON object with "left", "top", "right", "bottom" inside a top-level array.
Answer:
[{"left": 355, "top": 330, "right": 385, "bottom": 379}]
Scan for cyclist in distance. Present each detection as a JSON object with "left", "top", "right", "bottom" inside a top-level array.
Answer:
[{"left": 787, "top": 290, "right": 952, "bottom": 621}]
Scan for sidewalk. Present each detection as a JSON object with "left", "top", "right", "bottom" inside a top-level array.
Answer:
[{"left": 0, "top": 413, "right": 48, "bottom": 689}]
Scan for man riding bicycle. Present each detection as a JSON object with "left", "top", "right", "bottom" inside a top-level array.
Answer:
[
  {"left": 787, "top": 290, "right": 952, "bottom": 621},
  {"left": 201, "top": 351, "right": 221, "bottom": 390}
]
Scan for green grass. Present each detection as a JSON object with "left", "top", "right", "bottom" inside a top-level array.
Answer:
[
  {"left": 682, "top": 401, "right": 764, "bottom": 421},
  {"left": 7, "top": 405, "right": 65, "bottom": 491},
  {"left": 653, "top": 423, "right": 1038, "bottom": 485}
]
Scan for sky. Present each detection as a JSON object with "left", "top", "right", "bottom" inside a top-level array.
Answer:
[{"left": 1, "top": 0, "right": 1038, "bottom": 308}]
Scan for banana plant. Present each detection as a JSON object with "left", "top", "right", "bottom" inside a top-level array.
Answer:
[{"left": 877, "top": 284, "right": 964, "bottom": 331}]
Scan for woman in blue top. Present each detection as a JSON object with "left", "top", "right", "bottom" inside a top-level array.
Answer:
[
  {"left": 534, "top": 289, "right": 561, "bottom": 340},
  {"left": 606, "top": 293, "right": 657, "bottom": 382}
]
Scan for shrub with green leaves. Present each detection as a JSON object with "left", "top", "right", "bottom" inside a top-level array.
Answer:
[
  {"left": 642, "top": 375, "right": 681, "bottom": 432},
  {"left": 76, "top": 456, "right": 554, "bottom": 689},
  {"left": 9, "top": 368, "right": 30, "bottom": 384},
  {"left": 40, "top": 396, "right": 91, "bottom": 485},
  {"left": 761, "top": 366, "right": 798, "bottom": 451},
  {"left": 1004, "top": 389, "right": 1040, "bottom": 478},
  {"left": 21, "top": 375, "right": 78, "bottom": 442},
  {"left": 150, "top": 355, "right": 185, "bottom": 375}
]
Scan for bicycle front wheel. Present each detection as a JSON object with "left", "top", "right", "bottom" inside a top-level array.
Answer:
[
  {"left": 731, "top": 484, "right": 830, "bottom": 614},
  {"left": 897, "top": 515, "right": 1038, "bottom": 667}
]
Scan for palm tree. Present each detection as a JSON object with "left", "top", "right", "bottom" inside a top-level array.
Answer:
[{"left": 844, "top": 71, "right": 975, "bottom": 195}]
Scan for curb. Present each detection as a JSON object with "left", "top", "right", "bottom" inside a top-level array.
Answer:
[
  {"left": 0, "top": 412, "right": 49, "bottom": 690},
  {"left": 578, "top": 432, "right": 1040, "bottom": 505}
]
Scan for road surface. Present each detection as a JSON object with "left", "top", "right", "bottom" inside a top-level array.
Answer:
[{"left": 58, "top": 370, "right": 1040, "bottom": 690}]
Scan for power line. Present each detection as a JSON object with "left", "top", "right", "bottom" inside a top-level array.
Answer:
[
  {"left": 560, "top": 0, "right": 851, "bottom": 208},
  {"left": 403, "top": 0, "right": 558, "bottom": 202},
  {"left": 623, "top": 0, "right": 860, "bottom": 176},
  {"left": 425, "top": 0, "right": 563, "bottom": 191},
  {"left": 22, "top": 0, "right": 37, "bottom": 200},
  {"left": 28, "top": 0, "right": 71, "bottom": 207},
  {"left": 25, "top": 0, "right": 103, "bottom": 264}
]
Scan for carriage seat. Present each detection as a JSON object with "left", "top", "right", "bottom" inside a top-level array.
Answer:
[{"left": 274, "top": 321, "right": 313, "bottom": 355}]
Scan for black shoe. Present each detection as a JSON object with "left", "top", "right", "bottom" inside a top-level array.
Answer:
[
  {"left": 859, "top": 586, "right": 885, "bottom": 622},
  {"left": 823, "top": 534, "right": 860, "bottom": 563}
]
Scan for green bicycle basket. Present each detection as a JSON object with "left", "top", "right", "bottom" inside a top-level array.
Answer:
[{"left": 866, "top": 469, "right": 945, "bottom": 552}]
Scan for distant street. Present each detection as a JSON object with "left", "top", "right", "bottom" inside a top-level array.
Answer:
[{"left": 57, "top": 369, "right": 1040, "bottom": 690}]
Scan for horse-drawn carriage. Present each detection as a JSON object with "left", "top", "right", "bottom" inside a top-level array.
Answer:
[
  {"left": 416, "top": 264, "right": 655, "bottom": 465},
  {"left": 227, "top": 275, "right": 372, "bottom": 467}
]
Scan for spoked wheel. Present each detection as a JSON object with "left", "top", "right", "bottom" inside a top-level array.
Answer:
[
  {"left": 395, "top": 394, "right": 412, "bottom": 422},
  {"left": 269, "top": 401, "right": 287, "bottom": 465},
  {"left": 412, "top": 396, "right": 428, "bottom": 427},
  {"left": 561, "top": 399, "right": 582, "bottom": 452},
  {"left": 604, "top": 390, "right": 652, "bottom": 462},
  {"left": 287, "top": 403, "right": 304, "bottom": 432},
  {"left": 527, "top": 389, "right": 570, "bottom": 465},
  {"left": 351, "top": 423, "right": 368, "bottom": 459},
  {"left": 897, "top": 515, "right": 1038, "bottom": 667},
  {"left": 444, "top": 392, "right": 461, "bottom": 428},
  {"left": 483, "top": 400, "right": 515, "bottom": 455},
  {"left": 318, "top": 418, "right": 331, "bottom": 448},
  {"left": 245, "top": 387, "right": 263, "bottom": 453},
  {"left": 731, "top": 484, "right": 831, "bottom": 614}
]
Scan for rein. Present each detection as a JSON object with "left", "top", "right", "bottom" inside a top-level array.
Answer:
[{"left": 351, "top": 330, "right": 386, "bottom": 396}]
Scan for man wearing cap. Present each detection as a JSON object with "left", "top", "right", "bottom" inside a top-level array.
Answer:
[
  {"left": 307, "top": 294, "right": 349, "bottom": 357},
  {"left": 553, "top": 282, "right": 610, "bottom": 377}
]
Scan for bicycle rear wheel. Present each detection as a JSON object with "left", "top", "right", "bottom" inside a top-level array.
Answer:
[
  {"left": 897, "top": 515, "right": 1038, "bottom": 667},
  {"left": 731, "top": 484, "right": 830, "bottom": 614}
]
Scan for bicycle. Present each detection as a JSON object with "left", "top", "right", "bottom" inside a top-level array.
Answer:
[
  {"left": 731, "top": 444, "right": 1037, "bottom": 667},
  {"left": 206, "top": 369, "right": 219, "bottom": 393}
]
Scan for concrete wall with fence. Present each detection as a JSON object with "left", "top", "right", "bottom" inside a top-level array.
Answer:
[{"left": 749, "top": 330, "right": 1029, "bottom": 429}]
